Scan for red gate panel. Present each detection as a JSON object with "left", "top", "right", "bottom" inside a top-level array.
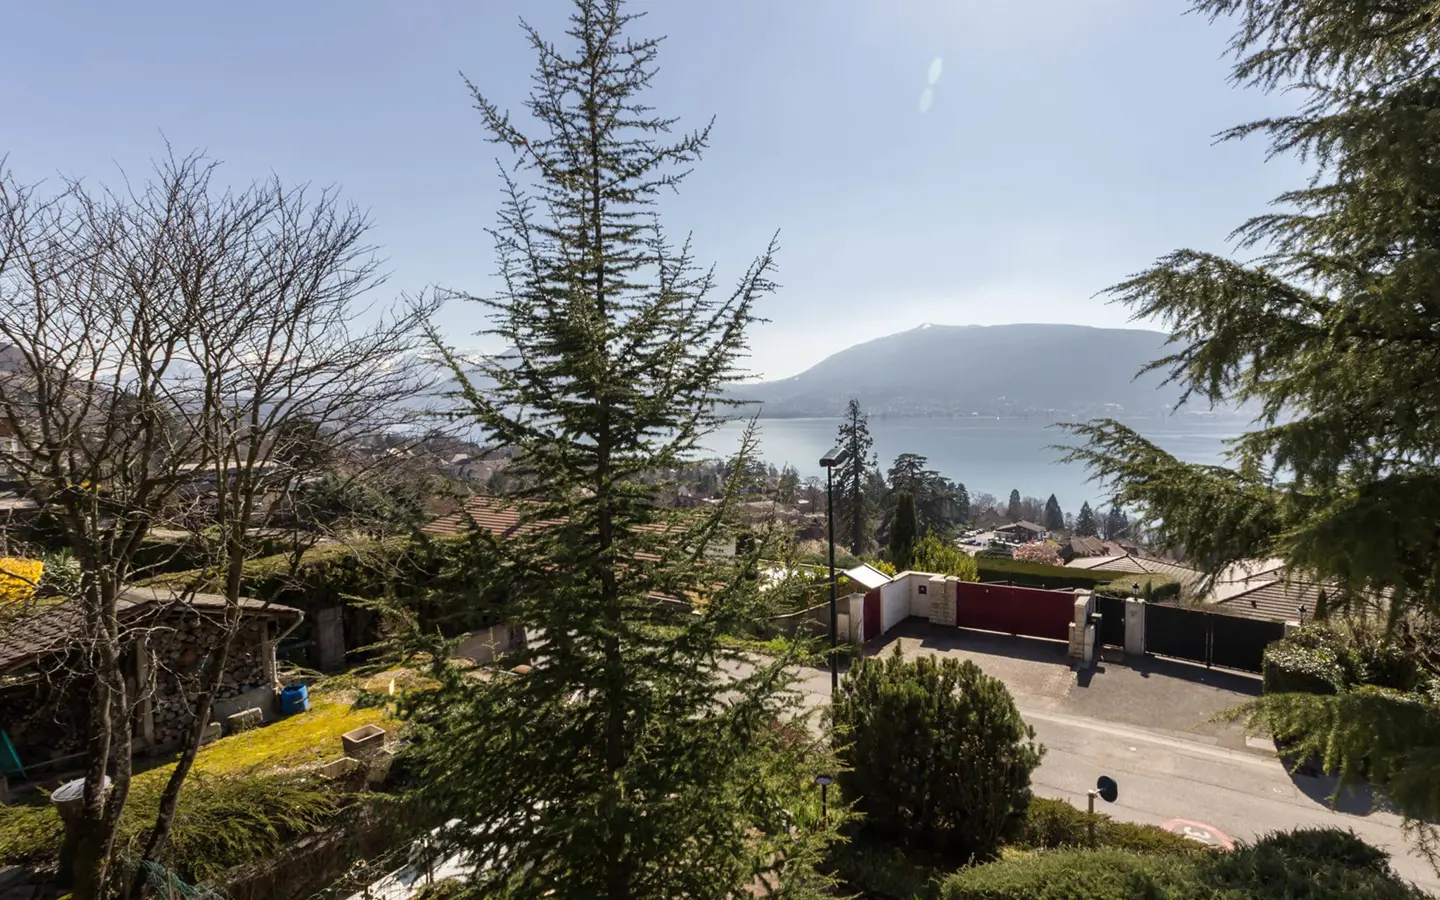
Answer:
[
  {"left": 863, "top": 588, "right": 882, "bottom": 640},
  {"left": 954, "top": 582, "right": 1074, "bottom": 641}
]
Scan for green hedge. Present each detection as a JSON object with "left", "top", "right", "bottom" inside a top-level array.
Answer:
[
  {"left": 130, "top": 531, "right": 298, "bottom": 580},
  {"left": 1097, "top": 577, "right": 1182, "bottom": 604},
  {"left": 974, "top": 558, "right": 1130, "bottom": 591},
  {"left": 1006, "top": 797, "right": 1205, "bottom": 857},
  {"left": 1263, "top": 639, "right": 1345, "bottom": 697},
  {"left": 143, "top": 533, "right": 510, "bottom": 653},
  {"left": 941, "top": 848, "right": 1193, "bottom": 900},
  {"left": 942, "top": 827, "right": 1422, "bottom": 900}
]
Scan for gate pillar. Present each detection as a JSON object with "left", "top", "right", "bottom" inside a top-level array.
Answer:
[{"left": 1124, "top": 598, "right": 1146, "bottom": 656}]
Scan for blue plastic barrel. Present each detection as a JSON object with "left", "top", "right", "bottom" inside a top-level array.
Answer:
[{"left": 280, "top": 683, "right": 310, "bottom": 715}]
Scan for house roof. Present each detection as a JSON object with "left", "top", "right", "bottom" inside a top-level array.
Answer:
[
  {"left": 1209, "top": 578, "right": 1328, "bottom": 623},
  {"left": 997, "top": 521, "right": 1046, "bottom": 533},
  {"left": 422, "top": 495, "right": 713, "bottom": 606},
  {"left": 423, "top": 495, "right": 551, "bottom": 540},
  {"left": 1064, "top": 536, "right": 1129, "bottom": 558},
  {"left": 1066, "top": 552, "right": 1206, "bottom": 591},
  {"left": 0, "top": 587, "right": 301, "bottom": 675},
  {"left": 844, "top": 563, "right": 893, "bottom": 591}
]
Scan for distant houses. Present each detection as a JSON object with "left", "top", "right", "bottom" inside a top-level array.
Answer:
[
  {"left": 993, "top": 521, "right": 1047, "bottom": 543},
  {"left": 1065, "top": 550, "right": 1369, "bottom": 623}
]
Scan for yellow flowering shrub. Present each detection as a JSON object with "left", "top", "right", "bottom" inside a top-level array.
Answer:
[{"left": 0, "top": 557, "right": 44, "bottom": 605}]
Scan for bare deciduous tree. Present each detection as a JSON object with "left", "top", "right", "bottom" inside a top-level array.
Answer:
[{"left": 0, "top": 152, "right": 439, "bottom": 899}]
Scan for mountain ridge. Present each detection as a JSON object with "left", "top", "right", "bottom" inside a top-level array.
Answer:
[{"left": 730, "top": 323, "right": 1197, "bottom": 419}]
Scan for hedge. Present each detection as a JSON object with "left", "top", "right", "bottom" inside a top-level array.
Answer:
[
  {"left": 142, "top": 534, "right": 510, "bottom": 657},
  {"left": 1006, "top": 797, "right": 1205, "bottom": 857},
  {"left": 942, "top": 827, "right": 1423, "bottom": 900},
  {"left": 1097, "top": 577, "right": 1182, "bottom": 604},
  {"left": 974, "top": 558, "right": 1131, "bottom": 591},
  {"left": 1262, "top": 639, "right": 1345, "bottom": 697},
  {"left": 940, "top": 848, "right": 1193, "bottom": 900}
]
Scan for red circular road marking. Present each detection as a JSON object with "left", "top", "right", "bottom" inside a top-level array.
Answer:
[{"left": 1161, "top": 818, "right": 1235, "bottom": 850}]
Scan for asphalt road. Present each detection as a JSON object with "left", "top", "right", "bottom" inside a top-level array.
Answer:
[{"left": 726, "top": 656, "right": 1440, "bottom": 894}]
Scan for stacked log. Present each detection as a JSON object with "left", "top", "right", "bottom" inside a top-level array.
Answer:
[{"left": 148, "top": 614, "right": 273, "bottom": 747}]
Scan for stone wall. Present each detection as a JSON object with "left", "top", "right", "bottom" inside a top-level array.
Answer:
[{"left": 150, "top": 614, "right": 276, "bottom": 748}]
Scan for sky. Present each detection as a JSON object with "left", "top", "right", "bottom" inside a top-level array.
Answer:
[{"left": 4, "top": 0, "right": 1306, "bottom": 381}]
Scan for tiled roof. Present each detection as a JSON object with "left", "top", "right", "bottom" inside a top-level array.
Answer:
[
  {"left": 998, "top": 521, "right": 1047, "bottom": 533},
  {"left": 1210, "top": 579, "right": 1328, "bottom": 623},
  {"left": 0, "top": 587, "right": 300, "bottom": 674},
  {"left": 1066, "top": 553, "right": 1205, "bottom": 591},
  {"left": 1065, "top": 536, "right": 1133, "bottom": 558},
  {"left": 423, "top": 495, "right": 718, "bottom": 606},
  {"left": 422, "top": 495, "right": 554, "bottom": 539}
]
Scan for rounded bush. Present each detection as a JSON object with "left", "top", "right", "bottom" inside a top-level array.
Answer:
[{"left": 828, "top": 647, "right": 1043, "bottom": 863}]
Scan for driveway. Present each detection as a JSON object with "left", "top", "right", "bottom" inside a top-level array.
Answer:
[{"left": 733, "top": 620, "right": 1439, "bottom": 893}]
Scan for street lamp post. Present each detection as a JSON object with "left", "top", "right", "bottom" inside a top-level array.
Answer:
[
  {"left": 814, "top": 774, "right": 834, "bottom": 827},
  {"left": 820, "top": 446, "right": 851, "bottom": 694}
]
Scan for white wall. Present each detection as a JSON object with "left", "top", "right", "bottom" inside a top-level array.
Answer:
[{"left": 880, "top": 580, "right": 909, "bottom": 634}]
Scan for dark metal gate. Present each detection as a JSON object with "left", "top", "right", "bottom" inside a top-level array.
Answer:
[
  {"left": 1145, "top": 602, "right": 1211, "bottom": 666},
  {"left": 1095, "top": 594, "right": 1126, "bottom": 647},
  {"left": 1144, "top": 603, "right": 1285, "bottom": 673},
  {"left": 863, "top": 589, "right": 881, "bottom": 641},
  {"left": 1210, "top": 614, "right": 1286, "bottom": 673}
]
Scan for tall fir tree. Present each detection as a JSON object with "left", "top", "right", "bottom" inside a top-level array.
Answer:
[
  {"left": 948, "top": 479, "right": 972, "bottom": 527},
  {"left": 887, "top": 453, "right": 930, "bottom": 496},
  {"left": 1006, "top": 489, "right": 1022, "bottom": 522},
  {"left": 888, "top": 492, "right": 919, "bottom": 571},
  {"left": 834, "top": 398, "right": 875, "bottom": 554},
  {"left": 401, "top": 3, "right": 838, "bottom": 896},
  {"left": 1074, "top": 502, "right": 1098, "bottom": 538},
  {"left": 1103, "top": 506, "right": 1129, "bottom": 542},
  {"left": 1063, "top": 0, "right": 1440, "bottom": 862},
  {"left": 885, "top": 452, "right": 954, "bottom": 536},
  {"left": 1043, "top": 494, "right": 1065, "bottom": 533},
  {"left": 776, "top": 464, "right": 801, "bottom": 504}
]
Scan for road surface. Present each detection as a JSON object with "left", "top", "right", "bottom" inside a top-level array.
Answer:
[{"left": 728, "top": 656, "right": 1439, "bottom": 894}]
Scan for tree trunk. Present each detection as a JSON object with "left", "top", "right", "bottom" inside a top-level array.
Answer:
[{"left": 131, "top": 533, "right": 249, "bottom": 892}]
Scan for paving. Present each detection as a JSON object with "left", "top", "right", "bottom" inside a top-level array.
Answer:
[
  {"left": 738, "top": 620, "right": 1437, "bottom": 893},
  {"left": 876, "top": 619, "right": 1269, "bottom": 754}
]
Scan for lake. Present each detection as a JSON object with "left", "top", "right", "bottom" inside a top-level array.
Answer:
[{"left": 701, "top": 415, "right": 1245, "bottom": 513}]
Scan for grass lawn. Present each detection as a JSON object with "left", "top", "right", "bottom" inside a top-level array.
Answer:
[{"left": 0, "top": 686, "right": 399, "bottom": 880}]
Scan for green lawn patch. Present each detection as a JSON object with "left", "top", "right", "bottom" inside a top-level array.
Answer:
[{"left": 0, "top": 689, "right": 397, "bottom": 880}]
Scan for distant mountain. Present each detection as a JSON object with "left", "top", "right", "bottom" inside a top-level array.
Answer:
[{"left": 728, "top": 324, "right": 1209, "bottom": 420}]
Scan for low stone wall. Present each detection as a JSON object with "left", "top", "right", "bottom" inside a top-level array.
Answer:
[
  {"left": 754, "top": 601, "right": 831, "bottom": 640},
  {"left": 219, "top": 801, "right": 414, "bottom": 900}
]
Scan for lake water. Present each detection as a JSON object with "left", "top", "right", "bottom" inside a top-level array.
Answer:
[{"left": 702, "top": 415, "right": 1244, "bottom": 513}]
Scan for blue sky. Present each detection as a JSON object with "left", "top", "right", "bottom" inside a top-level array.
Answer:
[{"left": 5, "top": 0, "right": 1303, "bottom": 380}]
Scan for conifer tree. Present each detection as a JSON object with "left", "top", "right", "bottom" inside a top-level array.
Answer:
[
  {"left": 1103, "top": 506, "right": 1129, "bottom": 541},
  {"left": 887, "top": 453, "right": 930, "bottom": 496},
  {"left": 1043, "top": 494, "right": 1065, "bottom": 533},
  {"left": 834, "top": 398, "right": 875, "bottom": 554},
  {"left": 1062, "top": 0, "right": 1440, "bottom": 864},
  {"left": 889, "top": 492, "right": 919, "bottom": 571},
  {"left": 400, "top": 3, "right": 837, "bottom": 896},
  {"left": 1006, "top": 489, "right": 1022, "bottom": 522},
  {"left": 1074, "top": 501, "right": 1099, "bottom": 537}
]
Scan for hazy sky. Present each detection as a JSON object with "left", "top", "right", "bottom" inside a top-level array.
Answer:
[{"left": 5, "top": 0, "right": 1305, "bottom": 380}]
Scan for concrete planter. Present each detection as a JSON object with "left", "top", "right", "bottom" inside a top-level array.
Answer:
[{"left": 341, "top": 724, "right": 387, "bottom": 761}]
